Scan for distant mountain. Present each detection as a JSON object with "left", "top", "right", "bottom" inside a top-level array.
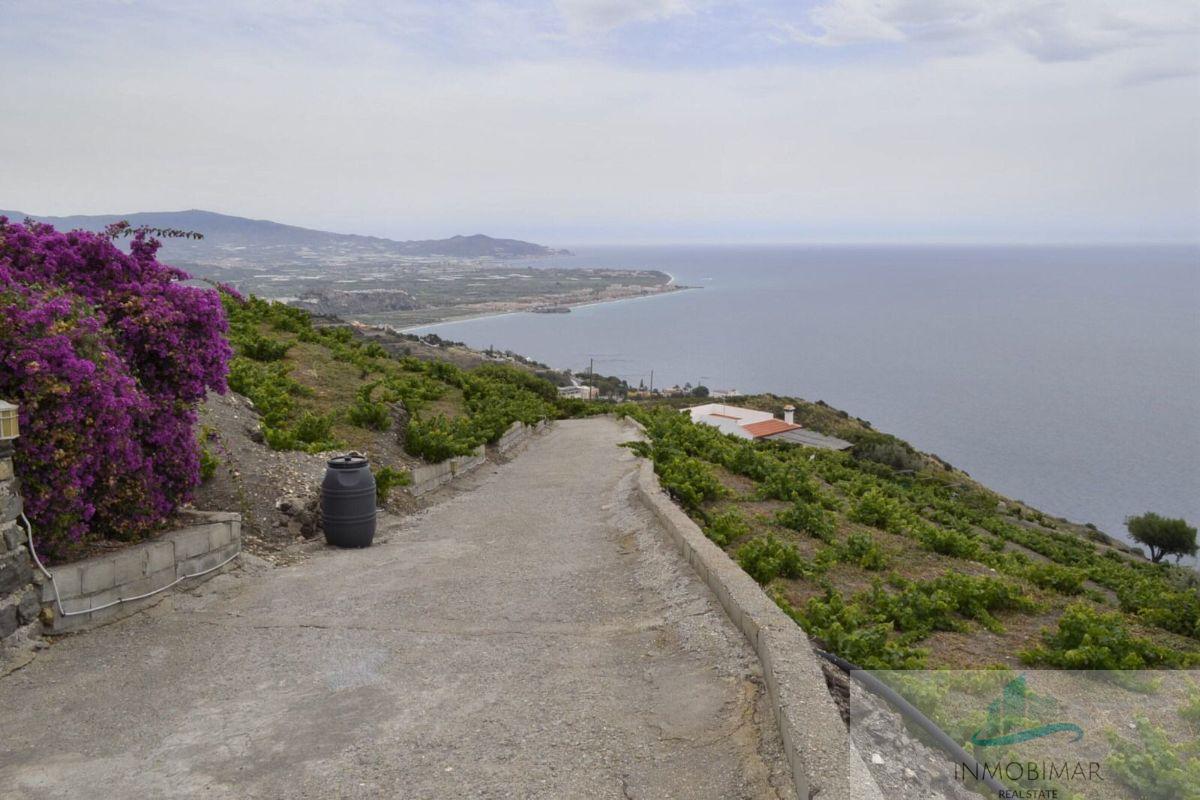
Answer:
[{"left": 0, "top": 209, "right": 570, "bottom": 260}]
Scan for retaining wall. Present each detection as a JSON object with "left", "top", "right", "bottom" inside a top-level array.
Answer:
[
  {"left": 407, "top": 445, "right": 487, "bottom": 497},
  {"left": 494, "top": 419, "right": 549, "bottom": 456},
  {"left": 408, "top": 419, "right": 550, "bottom": 497},
  {"left": 41, "top": 510, "right": 241, "bottom": 634},
  {"left": 0, "top": 449, "right": 39, "bottom": 654},
  {"left": 623, "top": 416, "right": 882, "bottom": 800}
]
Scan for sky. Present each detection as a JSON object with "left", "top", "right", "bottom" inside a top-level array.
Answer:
[{"left": 1, "top": 0, "right": 1198, "bottom": 244}]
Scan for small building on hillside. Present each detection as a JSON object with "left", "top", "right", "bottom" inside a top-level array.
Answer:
[
  {"left": 558, "top": 384, "right": 599, "bottom": 400},
  {"left": 683, "top": 403, "right": 852, "bottom": 451},
  {"left": 710, "top": 388, "right": 739, "bottom": 399}
]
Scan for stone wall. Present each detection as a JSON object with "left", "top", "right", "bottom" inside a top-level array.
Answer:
[
  {"left": 41, "top": 510, "right": 240, "bottom": 634},
  {"left": 0, "top": 447, "right": 40, "bottom": 657}
]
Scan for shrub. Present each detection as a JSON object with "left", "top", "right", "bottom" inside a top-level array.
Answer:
[
  {"left": 758, "top": 462, "right": 821, "bottom": 503},
  {"left": 199, "top": 429, "right": 219, "bottom": 482},
  {"left": 373, "top": 466, "right": 411, "bottom": 504},
  {"left": 912, "top": 522, "right": 981, "bottom": 559},
  {"left": 1023, "top": 562, "right": 1087, "bottom": 595},
  {"left": 655, "top": 454, "right": 727, "bottom": 512},
  {"left": 736, "top": 534, "right": 804, "bottom": 585},
  {"left": 293, "top": 412, "right": 335, "bottom": 445},
  {"left": 1105, "top": 717, "right": 1200, "bottom": 799},
  {"left": 850, "top": 488, "right": 907, "bottom": 532},
  {"left": 777, "top": 588, "right": 927, "bottom": 669},
  {"left": 0, "top": 219, "right": 230, "bottom": 559},
  {"left": 234, "top": 329, "right": 291, "bottom": 361},
  {"left": 1021, "top": 603, "right": 1195, "bottom": 670},
  {"left": 347, "top": 384, "right": 392, "bottom": 431},
  {"left": 1181, "top": 686, "right": 1200, "bottom": 728},
  {"left": 704, "top": 509, "right": 750, "bottom": 547},
  {"left": 840, "top": 531, "right": 889, "bottom": 571},
  {"left": 866, "top": 574, "right": 1035, "bottom": 637},
  {"left": 776, "top": 500, "right": 837, "bottom": 542},
  {"left": 405, "top": 414, "right": 479, "bottom": 462},
  {"left": 227, "top": 358, "right": 305, "bottom": 429},
  {"left": 853, "top": 438, "right": 922, "bottom": 472}
]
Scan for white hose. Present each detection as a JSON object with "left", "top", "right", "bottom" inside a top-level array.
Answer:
[{"left": 19, "top": 512, "right": 240, "bottom": 618}]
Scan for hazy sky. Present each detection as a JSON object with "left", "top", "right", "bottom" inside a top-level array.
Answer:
[{"left": 2, "top": 0, "right": 1198, "bottom": 243}]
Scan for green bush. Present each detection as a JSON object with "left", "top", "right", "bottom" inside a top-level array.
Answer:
[
  {"left": 840, "top": 531, "right": 889, "bottom": 571},
  {"left": 865, "top": 574, "right": 1035, "bottom": 637},
  {"left": 235, "top": 329, "right": 291, "bottom": 361},
  {"left": 1024, "top": 562, "right": 1087, "bottom": 595},
  {"left": 226, "top": 357, "right": 306, "bottom": 429},
  {"left": 1022, "top": 603, "right": 1195, "bottom": 670},
  {"left": 1180, "top": 686, "right": 1200, "bottom": 727},
  {"left": 758, "top": 462, "right": 821, "bottom": 503},
  {"left": 373, "top": 466, "right": 411, "bottom": 504},
  {"left": 347, "top": 384, "right": 392, "bottom": 431},
  {"left": 704, "top": 509, "right": 750, "bottom": 547},
  {"left": 776, "top": 588, "right": 927, "bottom": 669},
  {"left": 293, "top": 412, "right": 335, "bottom": 445},
  {"left": 655, "top": 454, "right": 727, "bottom": 512},
  {"left": 1105, "top": 717, "right": 1200, "bottom": 799},
  {"left": 850, "top": 488, "right": 907, "bottom": 533},
  {"left": 912, "top": 521, "right": 981, "bottom": 559},
  {"left": 736, "top": 535, "right": 804, "bottom": 585},
  {"left": 776, "top": 500, "right": 837, "bottom": 542},
  {"left": 853, "top": 437, "right": 923, "bottom": 472},
  {"left": 200, "top": 438, "right": 219, "bottom": 482},
  {"left": 405, "top": 414, "right": 480, "bottom": 462}
]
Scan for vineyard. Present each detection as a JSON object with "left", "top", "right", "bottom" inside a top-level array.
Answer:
[
  {"left": 621, "top": 403, "right": 1200, "bottom": 797},
  {"left": 620, "top": 404, "right": 1200, "bottom": 671},
  {"left": 219, "top": 294, "right": 596, "bottom": 494}
]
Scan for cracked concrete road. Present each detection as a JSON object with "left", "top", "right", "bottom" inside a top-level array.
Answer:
[{"left": 0, "top": 417, "right": 794, "bottom": 799}]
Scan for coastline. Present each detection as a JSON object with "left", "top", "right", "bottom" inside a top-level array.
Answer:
[{"left": 393, "top": 282, "right": 695, "bottom": 332}]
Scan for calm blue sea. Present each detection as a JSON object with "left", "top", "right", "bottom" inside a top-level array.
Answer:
[{"left": 409, "top": 245, "right": 1200, "bottom": 552}]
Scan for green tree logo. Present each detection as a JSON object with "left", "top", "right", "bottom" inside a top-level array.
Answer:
[{"left": 970, "top": 675, "right": 1084, "bottom": 747}]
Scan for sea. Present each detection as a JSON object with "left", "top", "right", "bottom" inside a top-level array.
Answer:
[{"left": 407, "top": 244, "right": 1200, "bottom": 555}]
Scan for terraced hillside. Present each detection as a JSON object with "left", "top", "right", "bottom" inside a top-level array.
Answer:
[{"left": 623, "top": 403, "right": 1200, "bottom": 673}]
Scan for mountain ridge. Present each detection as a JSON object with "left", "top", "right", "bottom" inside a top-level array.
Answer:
[{"left": 0, "top": 208, "right": 570, "bottom": 259}]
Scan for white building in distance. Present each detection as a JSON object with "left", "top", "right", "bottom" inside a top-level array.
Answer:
[{"left": 683, "top": 403, "right": 852, "bottom": 450}]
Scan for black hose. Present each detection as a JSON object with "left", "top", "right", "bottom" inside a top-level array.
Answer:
[{"left": 815, "top": 648, "right": 1009, "bottom": 797}]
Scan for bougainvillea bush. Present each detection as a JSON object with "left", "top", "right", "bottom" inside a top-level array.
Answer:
[{"left": 0, "top": 218, "right": 231, "bottom": 560}]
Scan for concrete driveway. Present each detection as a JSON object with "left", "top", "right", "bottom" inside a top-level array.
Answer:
[{"left": 0, "top": 417, "right": 793, "bottom": 799}]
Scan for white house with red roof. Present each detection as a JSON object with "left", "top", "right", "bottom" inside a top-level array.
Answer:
[{"left": 683, "top": 403, "right": 852, "bottom": 450}]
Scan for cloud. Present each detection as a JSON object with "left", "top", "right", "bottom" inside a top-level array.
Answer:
[
  {"left": 787, "top": 0, "right": 1199, "bottom": 64},
  {"left": 554, "top": 0, "right": 691, "bottom": 33},
  {"left": 0, "top": 1, "right": 1195, "bottom": 242}
]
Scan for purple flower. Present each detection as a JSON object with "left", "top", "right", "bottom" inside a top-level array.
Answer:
[{"left": 0, "top": 218, "right": 231, "bottom": 561}]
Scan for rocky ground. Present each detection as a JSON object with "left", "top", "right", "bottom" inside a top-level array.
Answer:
[
  {"left": 821, "top": 663, "right": 981, "bottom": 799},
  {"left": 190, "top": 392, "right": 332, "bottom": 565}
]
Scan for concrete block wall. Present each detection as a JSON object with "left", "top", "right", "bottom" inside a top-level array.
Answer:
[
  {"left": 41, "top": 510, "right": 241, "bottom": 634},
  {"left": 0, "top": 448, "right": 40, "bottom": 652},
  {"left": 494, "top": 419, "right": 549, "bottom": 456},
  {"left": 622, "top": 416, "right": 884, "bottom": 800},
  {"left": 408, "top": 445, "right": 487, "bottom": 497},
  {"left": 408, "top": 419, "right": 551, "bottom": 497}
]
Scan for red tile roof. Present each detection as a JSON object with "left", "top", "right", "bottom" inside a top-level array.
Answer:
[{"left": 742, "top": 419, "right": 803, "bottom": 438}]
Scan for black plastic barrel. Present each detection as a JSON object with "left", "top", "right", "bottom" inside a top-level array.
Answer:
[{"left": 321, "top": 454, "right": 376, "bottom": 548}]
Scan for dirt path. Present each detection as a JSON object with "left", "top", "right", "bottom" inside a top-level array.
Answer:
[{"left": 0, "top": 417, "right": 793, "bottom": 799}]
